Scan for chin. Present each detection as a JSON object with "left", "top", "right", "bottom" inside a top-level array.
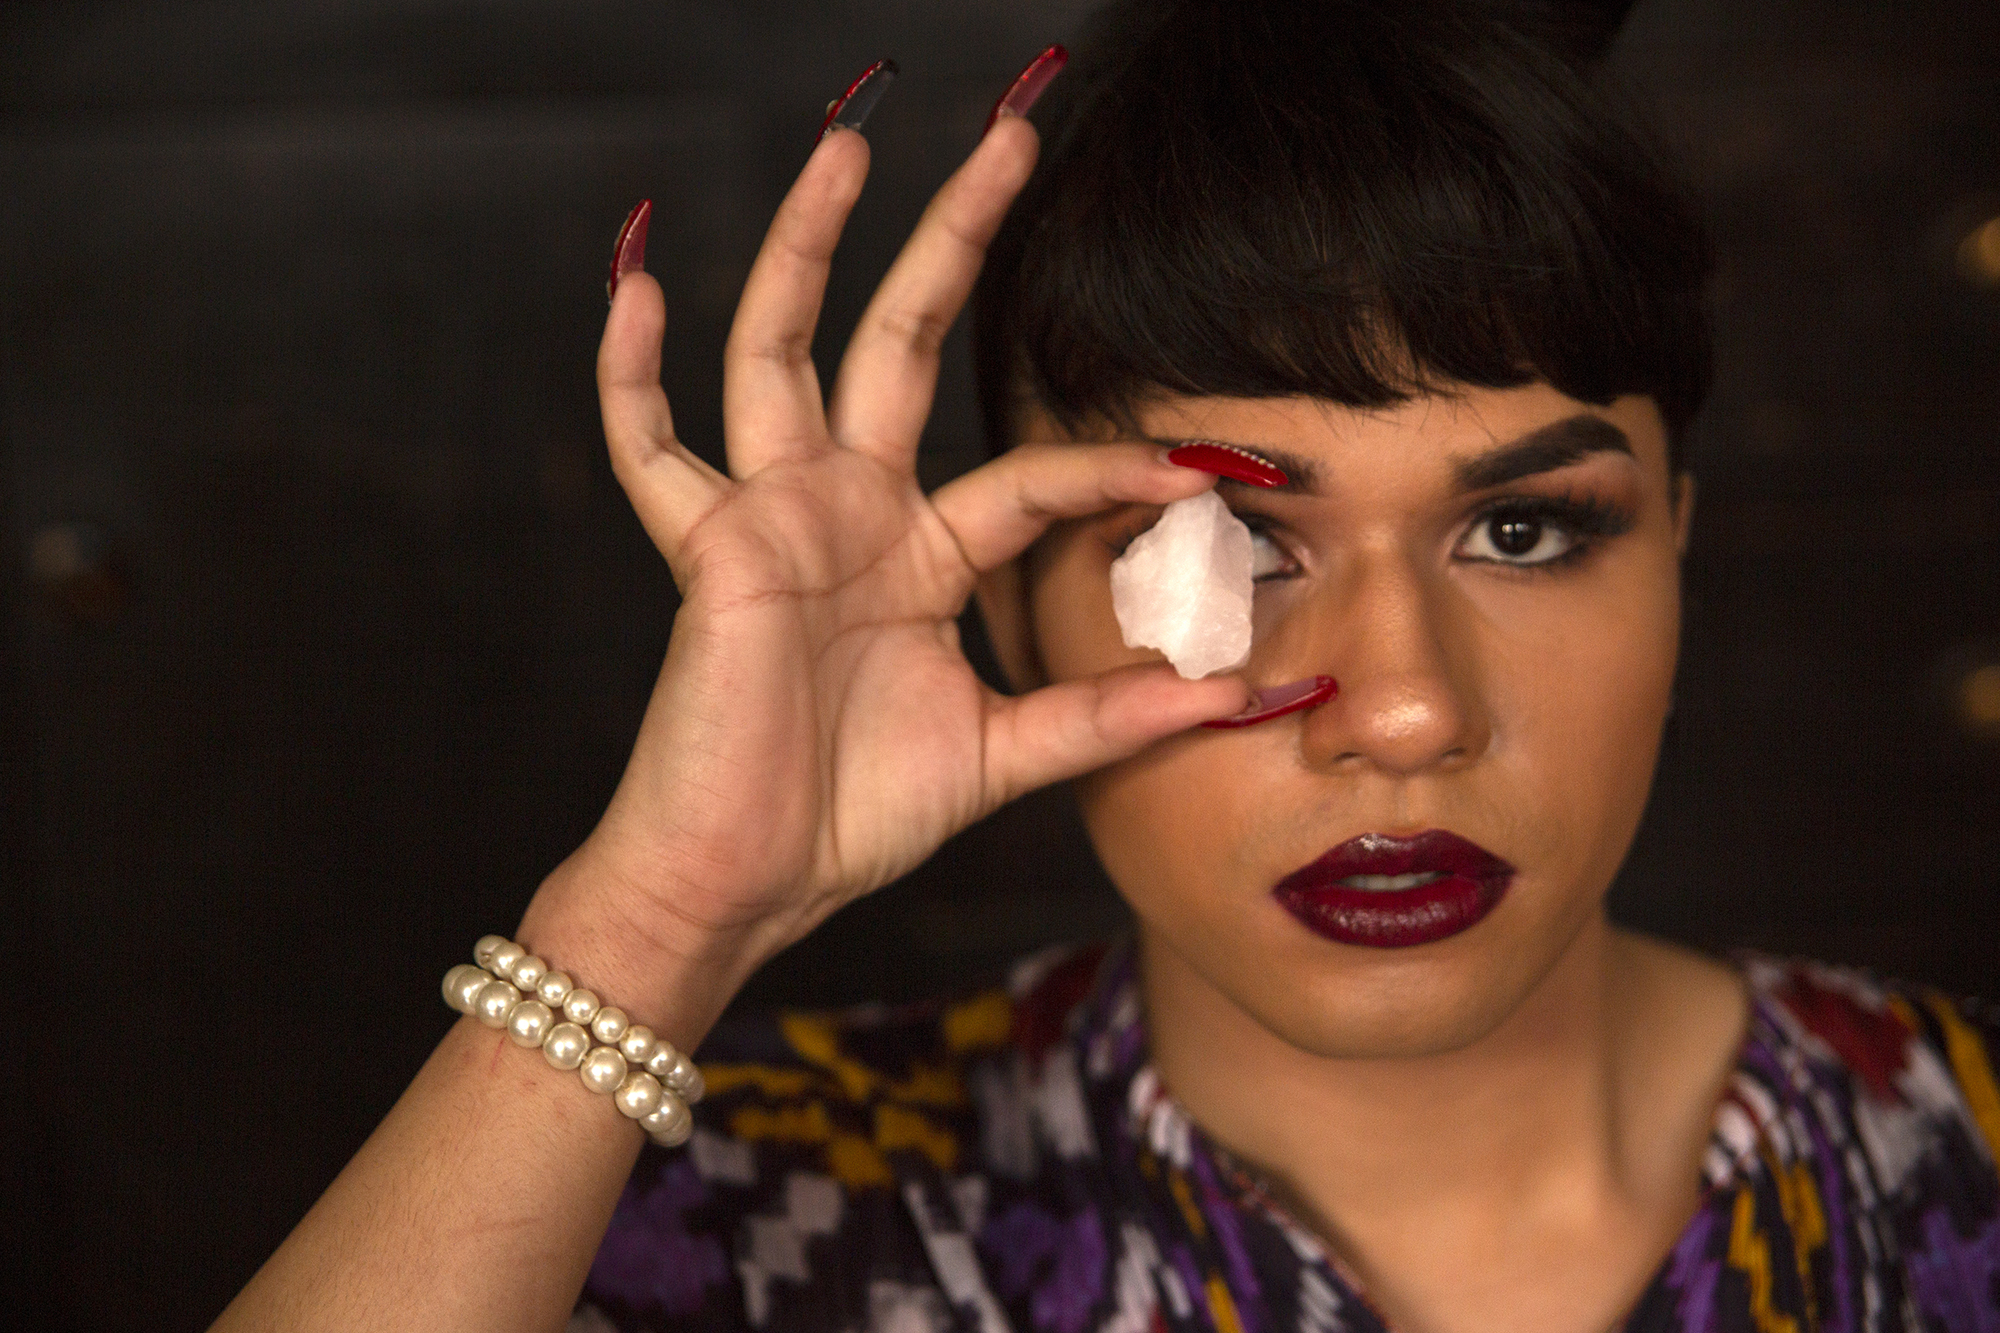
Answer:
[{"left": 1141, "top": 885, "right": 1610, "bottom": 1062}]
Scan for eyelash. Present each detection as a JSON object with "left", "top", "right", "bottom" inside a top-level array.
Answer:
[
  {"left": 1105, "top": 492, "right": 1635, "bottom": 577},
  {"left": 1239, "top": 515, "right": 1297, "bottom": 581},
  {"left": 1456, "top": 492, "right": 1634, "bottom": 571}
]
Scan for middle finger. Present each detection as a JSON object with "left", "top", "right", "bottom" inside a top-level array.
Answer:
[{"left": 721, "top": 129, "right": 872, "bottom": 478}]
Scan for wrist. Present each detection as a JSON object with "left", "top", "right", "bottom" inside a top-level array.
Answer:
[{"left": 515, "top": 845, "right": 766, "bottom": 1053}]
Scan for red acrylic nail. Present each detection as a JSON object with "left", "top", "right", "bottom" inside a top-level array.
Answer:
[
  {"left": 1166, "top": 442, "right": 1288, "bottom": 489},
  {"left": 986, "top": 44, "right": 1068, "bottom": 130},
  {"left": 606, "top": 199, "right": 651, "bottom": 302},
  {"left": 819, "top": 58, "right": 899, "bottom": 142},
  {"left": 1201, "top": 676, "right": 1338, "bottom": 729}
]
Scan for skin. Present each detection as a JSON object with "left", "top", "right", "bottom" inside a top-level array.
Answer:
[
  {"left": 213, "top": 109, "right": 1244, "bottom": 1333},
  {"left": 977, "top": 391, "right": 1749, "bottom": 1332},
  {"left": 209, "top": 92, "right": 1746, "bottom": 1333}
]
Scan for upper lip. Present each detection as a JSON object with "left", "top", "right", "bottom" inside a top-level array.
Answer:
[{"left": 1276, "top": 829, "right": 1515, "bottom": 888}]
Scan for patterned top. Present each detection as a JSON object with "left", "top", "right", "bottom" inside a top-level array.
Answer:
[{"left": 576, "top": 945, "right": 2000, "bottom": 1333}]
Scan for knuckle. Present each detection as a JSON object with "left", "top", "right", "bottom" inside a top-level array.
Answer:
[
  {"left": 727, "top": 326, "right": 815, "bottom": 369},
  {"left": 874, "top": 306, "right": 952, "bottom": 359}
]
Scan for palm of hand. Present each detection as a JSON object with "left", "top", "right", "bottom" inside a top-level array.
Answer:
[
  {"left": 653, "top": 448, "right": 993, "bottom": 937},
  {"left": 577, "top": 123, "right": 1242, "bottom": 977}
]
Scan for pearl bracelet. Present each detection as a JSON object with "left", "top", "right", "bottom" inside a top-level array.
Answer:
[{"left": 441, "top": 934, "right": 704, "bottom": 1147}]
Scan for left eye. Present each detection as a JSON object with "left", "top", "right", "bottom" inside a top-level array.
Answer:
[
  {"left": 1459, "top": 511, "right": 1578, "bottom": 565},
  {"left": 1250, "top": 529, "right": 1291, "bottom": 579}
]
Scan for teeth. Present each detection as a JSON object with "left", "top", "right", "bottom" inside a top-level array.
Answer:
[{"left": 1340, "top": 872, "right": 1447, "bottom": 892}]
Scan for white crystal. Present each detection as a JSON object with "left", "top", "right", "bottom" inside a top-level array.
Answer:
[{"left": 1109, "top": 490, "right": 1253, "bottom": 679}]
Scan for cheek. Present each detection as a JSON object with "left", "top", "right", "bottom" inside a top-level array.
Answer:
[
  {"left": 1039, "top": 531, "right": 1273, "bottom": 898},
  {"left": 1076, "top": 727, "right": 1266, "bottom": 913},
  {"left": 1483, "top": 554, "right": 1681, "bottom": 876}
]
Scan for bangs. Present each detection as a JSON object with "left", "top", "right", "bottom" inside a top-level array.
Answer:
[{"left": 973, "top": 0, "right": 1712, "bottom": 462}]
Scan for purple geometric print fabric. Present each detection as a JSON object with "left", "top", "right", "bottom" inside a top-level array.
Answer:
[{"left": 577, "top": 947, "right": 2000, "bottom": 1333}]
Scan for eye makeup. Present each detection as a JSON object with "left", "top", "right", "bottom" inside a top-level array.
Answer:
[
  {"left": 1241, "top": 514, "right": 1299, "bottom": 580},
  {"left": 1455, "top": 490, "right": 1635, "bottom": 571},
  {"left": 1110, "top": 486, "right": 1633, "bottom": 568}
]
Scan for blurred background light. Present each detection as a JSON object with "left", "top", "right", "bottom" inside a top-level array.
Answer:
[
  {"left": 1958, "top": 660, "right": 2000, "bottom": 736},
  {"left": 1960, "top": 212, "right": 2000, "bottom": 286}
]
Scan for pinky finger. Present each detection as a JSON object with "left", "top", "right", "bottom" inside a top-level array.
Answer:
[
  {"left": 598, "top": 271, "right": 730, "bottom": 561},
  {"left": 978, "top": 664, "right": 1250, "bottom": 809}
]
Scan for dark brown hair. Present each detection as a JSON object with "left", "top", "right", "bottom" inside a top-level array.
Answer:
[{"left": 972, "top": 0, "right": 1712, "bottom": 468}]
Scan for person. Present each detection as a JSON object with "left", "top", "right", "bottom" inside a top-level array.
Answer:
[{"left": 211, "top": 2, "right": 2000, "bottom": 1331}]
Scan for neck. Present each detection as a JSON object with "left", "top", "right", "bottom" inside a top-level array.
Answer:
[{"left": 1139, "top": 916, "right": 1740, "bottom": 1249}]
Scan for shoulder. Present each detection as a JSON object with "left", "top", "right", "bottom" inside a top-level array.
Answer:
[
  {"left": 1743, "top": 954, "right": 2000, "bottom": 1145},
  {"left": 1734, "top": 955, "right": 2000, "bottom": 1218},
  {"left": 578, "top": 944, "right": 1113, "bottom": 1333}
]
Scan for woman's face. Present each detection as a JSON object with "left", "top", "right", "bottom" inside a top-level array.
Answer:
[{"left": 1009, "top": 384, "right": 1691, "bottom": 1059}]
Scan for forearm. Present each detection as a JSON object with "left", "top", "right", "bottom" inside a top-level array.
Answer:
[
  {"left": 214, "top": 861, "right": 757, "bottom": 1333},
  {"left": 212, "top": 1016, "right": 639, "bottom": 1333}
]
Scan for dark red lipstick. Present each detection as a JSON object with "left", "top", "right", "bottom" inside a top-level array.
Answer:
[{"left": 1272, "top": 830, "right": 1513, "bottom": 949}]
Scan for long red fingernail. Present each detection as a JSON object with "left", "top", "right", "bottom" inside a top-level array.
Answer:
[
  {"left": 820, "top": 58, "right": 898, "bottom": 142},
  {"left": 1166, "top": 442, "right": 1288, "bottom": 488},
  {"left": 607, "top": 200, "right": 651, "bottom": 303},
  {"left": 1201, "top": 676, "right": 1337, "bottom": 729},
  {"left": 986, "top": 45, "right": 1067, "bottom": 130}
]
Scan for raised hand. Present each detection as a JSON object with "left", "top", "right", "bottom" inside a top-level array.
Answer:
[{"left": 526, "top": 117, "right": 1246, "bottom": 1003}]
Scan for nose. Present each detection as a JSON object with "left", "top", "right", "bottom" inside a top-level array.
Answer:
[{"left": 1283, "top": 553, "right": 1492, "bottom": 775}]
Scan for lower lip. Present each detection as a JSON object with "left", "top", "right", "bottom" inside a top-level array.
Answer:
[{"left": 1273, "top": 874, "right": 1506, "bottom": 948}]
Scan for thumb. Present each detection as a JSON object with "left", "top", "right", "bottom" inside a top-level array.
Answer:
[{"left": 978, "top": 665, "right": 1250, "bottom": 808}]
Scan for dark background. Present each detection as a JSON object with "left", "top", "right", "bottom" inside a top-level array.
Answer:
[{"left": 2, "top": 1, "right": 1995, "bottom": 1329}]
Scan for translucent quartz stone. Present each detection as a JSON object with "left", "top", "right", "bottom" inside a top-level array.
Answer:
[{"left": 1109, "top": 490, "right": 1253, "bottom": 679}]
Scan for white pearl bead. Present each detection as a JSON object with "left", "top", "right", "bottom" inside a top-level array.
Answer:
[
  {"left": 659, "top": 1051, "right": 704, "bottom": 1102},
  {"left": 643, "top": 1042, "right": 680, "bottom": 1079},
  {"left": 475, "top": 979, "right": 521, "bottom": 1028},
  {"left": 590, "top": 1006, "right": 630, "bottom": 1045},
  {"left": 489, "top": 941, "right": 525, "bottom": 980},
  {"left": 542, "top": 1022, "right": 590, "bottom": 1071},
  {"left": 507, "top": 999, "right": 554, "bottom": 1048},
  {"left": 642, "top": 1095, "right": 692, "bottom": 1146},
  {"left": 473, "top": 935, "right": 510, "bottom": 968},
  {"left": 579, "top": 1046, "right": 628, "bottom": 1095},
  {"left": 510, "top": 954, "right": 546, "bottom": 991},
  {"left": 442, "top": 964, "right": 484, "bottom": 1013},
  {"left": 536, "top": 971, "right": 573, "bottom": 1007},
  {"left": 618, "top": 1024, "right": 657, "bottom": 1066},
  {"left": 457, "top": 967, "right": 496, "bottom": 1014},
  {"left": 614, "top": 1070, "right": 665, "bottom": 1119},
  {"left": 562, "top": 988, "right": 600, "bottom": 1025}
]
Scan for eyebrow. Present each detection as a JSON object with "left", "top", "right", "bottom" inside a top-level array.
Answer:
[
  {"left": 1151, "top": 412, "right": 1631, "bottom": 496},
  {"left": 1451, "top": 415, "right": 1633, "bottom": 492}
]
